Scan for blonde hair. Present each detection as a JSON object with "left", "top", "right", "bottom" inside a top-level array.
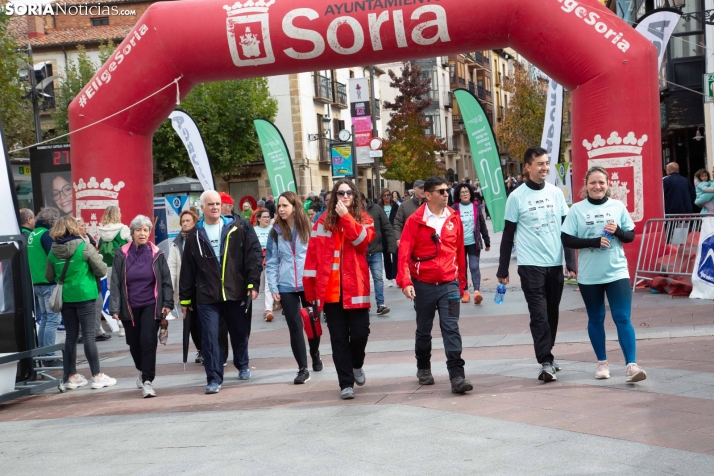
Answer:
[
  {"left": 49, "top": 215, "right": 81, "bottom": 240},
  {"left": 101, "top": 205, "right": 122, "bottom": 225},
  {"left": 579, "top": 166, "right": 612, "bottom": 199}
]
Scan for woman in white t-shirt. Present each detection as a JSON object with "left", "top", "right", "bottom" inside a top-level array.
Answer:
[
  {"left": 253, "top": 208, "right": 275, "bottom": 321},
  {"left": 561, "top": 166, "right": 646, "bottom": 383}
]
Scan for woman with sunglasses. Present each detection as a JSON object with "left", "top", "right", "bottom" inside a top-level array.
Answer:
[
  {"left": 265, "top": 192, "right": 323, "bottom": 384},
  {"left": 304, "top": 179, "right": 376, "bottom": 400},
  {"left": 379, "top": 189, "right": 400, "bottom": 287},
  {"left": 451, "top": 183, "right": 490, "bottom": 304}
]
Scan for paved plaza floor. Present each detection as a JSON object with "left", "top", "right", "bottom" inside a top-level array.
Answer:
[{"left": 2, "top": 222, "right": 714, "bottom": 475}]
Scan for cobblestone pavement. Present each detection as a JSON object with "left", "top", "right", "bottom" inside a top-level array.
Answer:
[{"left": 2, "top": 222, "right": 713, "bottom": 475}]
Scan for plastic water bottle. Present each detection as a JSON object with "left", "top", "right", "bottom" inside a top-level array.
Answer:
[
  {"left": 494, "top": 284, "right": 507, "bottom": 304},
  {"left": 601, "top": 227, "right": 613, "bottom": 251}
]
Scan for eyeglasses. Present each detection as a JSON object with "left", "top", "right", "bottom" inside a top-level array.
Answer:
[
  {"left": 429, "top": 188, "right": 449, "bottom": 195},
  {"left": 336, "top": 190, "right": 354, "bottom": 197},
  {"left": 52, "top": 184, "right": 72, "bottom": 200},
  {"left": 459, "top": 190, "right": 471, "bottom": 195}
]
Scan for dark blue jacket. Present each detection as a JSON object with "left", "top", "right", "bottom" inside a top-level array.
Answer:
[{"left": 663, "top": 173, "right": 696, "bottom": 215}]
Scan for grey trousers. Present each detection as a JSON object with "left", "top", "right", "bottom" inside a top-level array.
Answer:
[{"left": 413, "top": 278, "right": 465, "bottom": 379}]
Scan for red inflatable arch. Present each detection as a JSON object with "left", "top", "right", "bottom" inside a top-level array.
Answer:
[{"left": 69, "top": 0, "right": 661, "bottom": 267}]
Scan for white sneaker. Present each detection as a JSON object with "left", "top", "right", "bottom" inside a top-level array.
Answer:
[
  {"left": 387, "top": 280, "right": 394, "bottom": 288},
  {"left": 626, "top": 363, "right": 647, "bottom": 383},
  {"left": 136, "top": 371, "right": 143, "bottom": 389},
  {"left": 595, "top": 361, "right": 610, "bottom": 379},
  {"left": 119, "top": 326, "right": 125, "bottom": 337},
  {"left": 353, "top": 368, "right": 366, "bottom": 386},
  {"left": 91, "top": 373, "right": 117, "bottom": 389},
  {"left": 65, "top": 374, "right": 88, "bottom": 390},
  {"left": 142, "top": 381, "right": 156, "bottom": 398}
]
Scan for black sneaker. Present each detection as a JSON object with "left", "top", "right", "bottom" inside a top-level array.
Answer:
[
  {"left": 294, "top": 368, "right": 310, "bottom": 384},
  {"left": 553, "top": 361, "right": 561, "bottom": 372},
  {"left": 312, "top": 354, "right": 323, "bottom": 372},
  {"left": 416, "top": 369, "right": 434, "bottom": 385},
  {"left": 195, "top": 351, "right": 204, "bottom": 364},
  {"left": 450, "top": 376, "right": 473, "bottom": 394},
  {"left": 376, "top": 305, "right": 390, "bottom": 315},
  {"left": 95, "top": 334, "right": 111, "bottom": 342},
  {"left": 538, "top": 362, "right": 557, "bottom": 382}
]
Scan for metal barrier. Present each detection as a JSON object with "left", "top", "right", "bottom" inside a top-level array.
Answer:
[{"left": 633, "top": 214, "right": 706, "bottom": 292}]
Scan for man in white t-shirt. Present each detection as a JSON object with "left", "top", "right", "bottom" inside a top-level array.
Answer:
[{"left": 497, "top": 147, "right": 576, "bottom": 383}]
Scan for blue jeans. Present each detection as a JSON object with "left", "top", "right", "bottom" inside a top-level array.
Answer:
[
  {"left": 196, "top": 300, "right": 250, "bottom": 386},
  {"left": 35, "top": 284, "right": 61, "bottom": 355},
  {"left": 579, "top": 278, "right": 637, "bottom": 364},
  {"left": 464, "top": 245, "right": 481, "bottom": 291},
  {"left": 366, "top": 252, "right": 384, "bottom": 306}
]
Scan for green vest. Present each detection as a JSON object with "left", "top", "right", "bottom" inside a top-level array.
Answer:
[
  {"left": 27, "top": 227, "right": 50, "bottom": 284},
  {"left": 47, "top": 242, "right": 99, "bottom": 303}
]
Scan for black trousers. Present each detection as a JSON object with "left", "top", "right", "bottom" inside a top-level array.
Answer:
[
  {"left": 413, "top": 279, "right": 465, "bottom": 379},
  {"left": 218, "top": 301, "right": 252, "bottom": 365},
  {"left": 124, "top": 305, "right": 159, "bottom": 383},
  {"left": 383, "top": 249, "right": 398, "bottom": 281},
  {"left": 281, "top": 292, "right": 321, "bottom": 369},
  {"left": 324, "top": 301, "right": 370, "bottom": 390},
  {"left": 518, "top": 265, "right": 564, "bottom": 364}
]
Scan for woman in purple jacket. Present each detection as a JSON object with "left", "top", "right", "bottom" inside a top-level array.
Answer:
[
  {"left": 110, "top": 215, "right": 173, "bottom": 398},
  {"left": 452, "top": 183, "right": 490, "bottom": 304}
]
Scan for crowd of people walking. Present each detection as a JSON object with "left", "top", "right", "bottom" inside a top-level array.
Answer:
[{"left": 18, "top": 143, "right": 654, "bottom": 401}]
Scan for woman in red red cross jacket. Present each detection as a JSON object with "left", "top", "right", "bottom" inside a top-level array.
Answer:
[{"left": 303, "top": 178, "right": 376, "bottom": 401}]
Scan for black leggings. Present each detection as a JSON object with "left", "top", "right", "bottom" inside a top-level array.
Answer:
[{"left": 281, "top": 292, "right": 321, "bottom": 369}]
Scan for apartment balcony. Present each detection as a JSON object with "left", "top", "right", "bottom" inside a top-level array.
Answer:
[
  {"left": 448, "top": 135, "right": 459, "bottom": 152},
  {"left": 468, "top": 81, "right": 475, "bottom": 94},
  {"left": 444, "top": 91, "right": 453, "bottom": 109},
  {"left": 332, "top": 81, "right": 347, "bottom": 108},
  {"left": 477, "top": 85, "right": 485, "bottom": 100},
  {"left": 313, "top": 74, "right": 333, "bottom": 103},
  {"left": 497, "top": 105, "right": 505, "bottom": 122},
  {"left": 485, "top": 89, "right": 492, "bottom": 101}
]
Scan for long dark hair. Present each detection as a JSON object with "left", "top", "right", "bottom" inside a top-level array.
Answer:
[
  {"left": 454, "top": 183, "right": 477, "bottom": 203},
  {"left": 272, "top": 191, "right": 311, "bottom": 244},
  {"left": 324, "top": 178, "right": 364, "bottom": 231}
]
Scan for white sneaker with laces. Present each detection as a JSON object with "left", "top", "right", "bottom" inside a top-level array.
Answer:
[
  {"left": 91, "top": 373, "right": 117, "bottom": 389},
  {"left": 595, "top": 361, "right": 610, "bottom": 379},
  {"left": 65, "top": 374, "right": 88, "bottom": 390},
  {"left": 626, "top": 363, "right": 647, "bottom": 383},
  {"left": 142, "top": 381, "right": 156, "bottom": 398}
]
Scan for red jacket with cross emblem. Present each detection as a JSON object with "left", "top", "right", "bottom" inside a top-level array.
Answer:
[
  {"left": 396, "top": 203, "right": 467, "bottom": 293},
  {"left": 303, "top": 211, "right": 376, "bottom": 311}
]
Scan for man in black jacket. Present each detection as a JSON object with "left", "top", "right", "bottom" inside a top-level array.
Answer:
[
  {"left": 393, "top": 179, "right": 425, "bottom": 244},
  {"left": 180, "top": 190, "right": 260, "bottom": 394},
  {"left": 362, "top": 194, "right": 397, "bottom": 315},
  {"left": 663, "top": 162, "right": 695, "bottom": 215}
]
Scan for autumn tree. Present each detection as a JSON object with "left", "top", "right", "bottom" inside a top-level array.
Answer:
[
  {"left": 0, "top": 13, "right": 35, "bottom": 155},
  {"left": 152, "top": 78, "right": 277, "bottom": 177},
  {"left": 495, "top": 66, "right": 548, "bottom": 165},
  {"left": 382, "top": 62, "right": 446, "bottom": 183}
]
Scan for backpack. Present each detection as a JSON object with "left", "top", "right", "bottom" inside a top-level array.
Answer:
[{"left": 98, "top": 235, "right": 127, "bottom": 267}]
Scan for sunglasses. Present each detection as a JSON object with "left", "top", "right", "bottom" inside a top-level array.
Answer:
[
  {"left": 336, "top": 190, "right": 354, "bottom": 197},
  {"left": 429, "top": 188, "right": 449, "bottom": 195}
]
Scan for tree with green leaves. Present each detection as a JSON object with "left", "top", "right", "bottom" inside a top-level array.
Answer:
[
  {"left": 0, "top": 14, "right": 35, "bottom": 156},
  {"left": 382, "top": 63, "right": 446, "bottom": 183},
  {"left": 152, "top": 78, "right": 277, "bottom": 178}
]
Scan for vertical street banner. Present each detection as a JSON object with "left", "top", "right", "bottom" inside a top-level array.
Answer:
[
  {"left": 169, "top": 110, "right": 215, "bottom": 192},
  {"left": 349, "top": 77, "right": 373, "bottom": 165},
  {"left": 453, "top": 89, "right": 506, "bottom": 233},
  {"left": 0, "top": 117, "right": 21, "bottom": 236},
  {"left": 555, "top": 162, "right": 573, "bottom": 205},
  {"left": 254, "top": 119, "right": 297, "bottom": 195},
  {"left": 635, "top": 9, "right": 682, "bottom": 69},
  {"left": 541, "top": 78, "right": 564, "bottom": 186}
]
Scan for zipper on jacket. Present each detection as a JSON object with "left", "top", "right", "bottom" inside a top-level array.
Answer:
[
  {"left": 291, "top": 228, "right": 299, "bottom": 292},
  {"left": 221, "top": 227, "right": 238, "bottom": 301}
]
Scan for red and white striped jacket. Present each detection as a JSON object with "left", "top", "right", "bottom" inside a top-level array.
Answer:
[{"left": 303, "top": 211, "right": 375, "bottom": 311}]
